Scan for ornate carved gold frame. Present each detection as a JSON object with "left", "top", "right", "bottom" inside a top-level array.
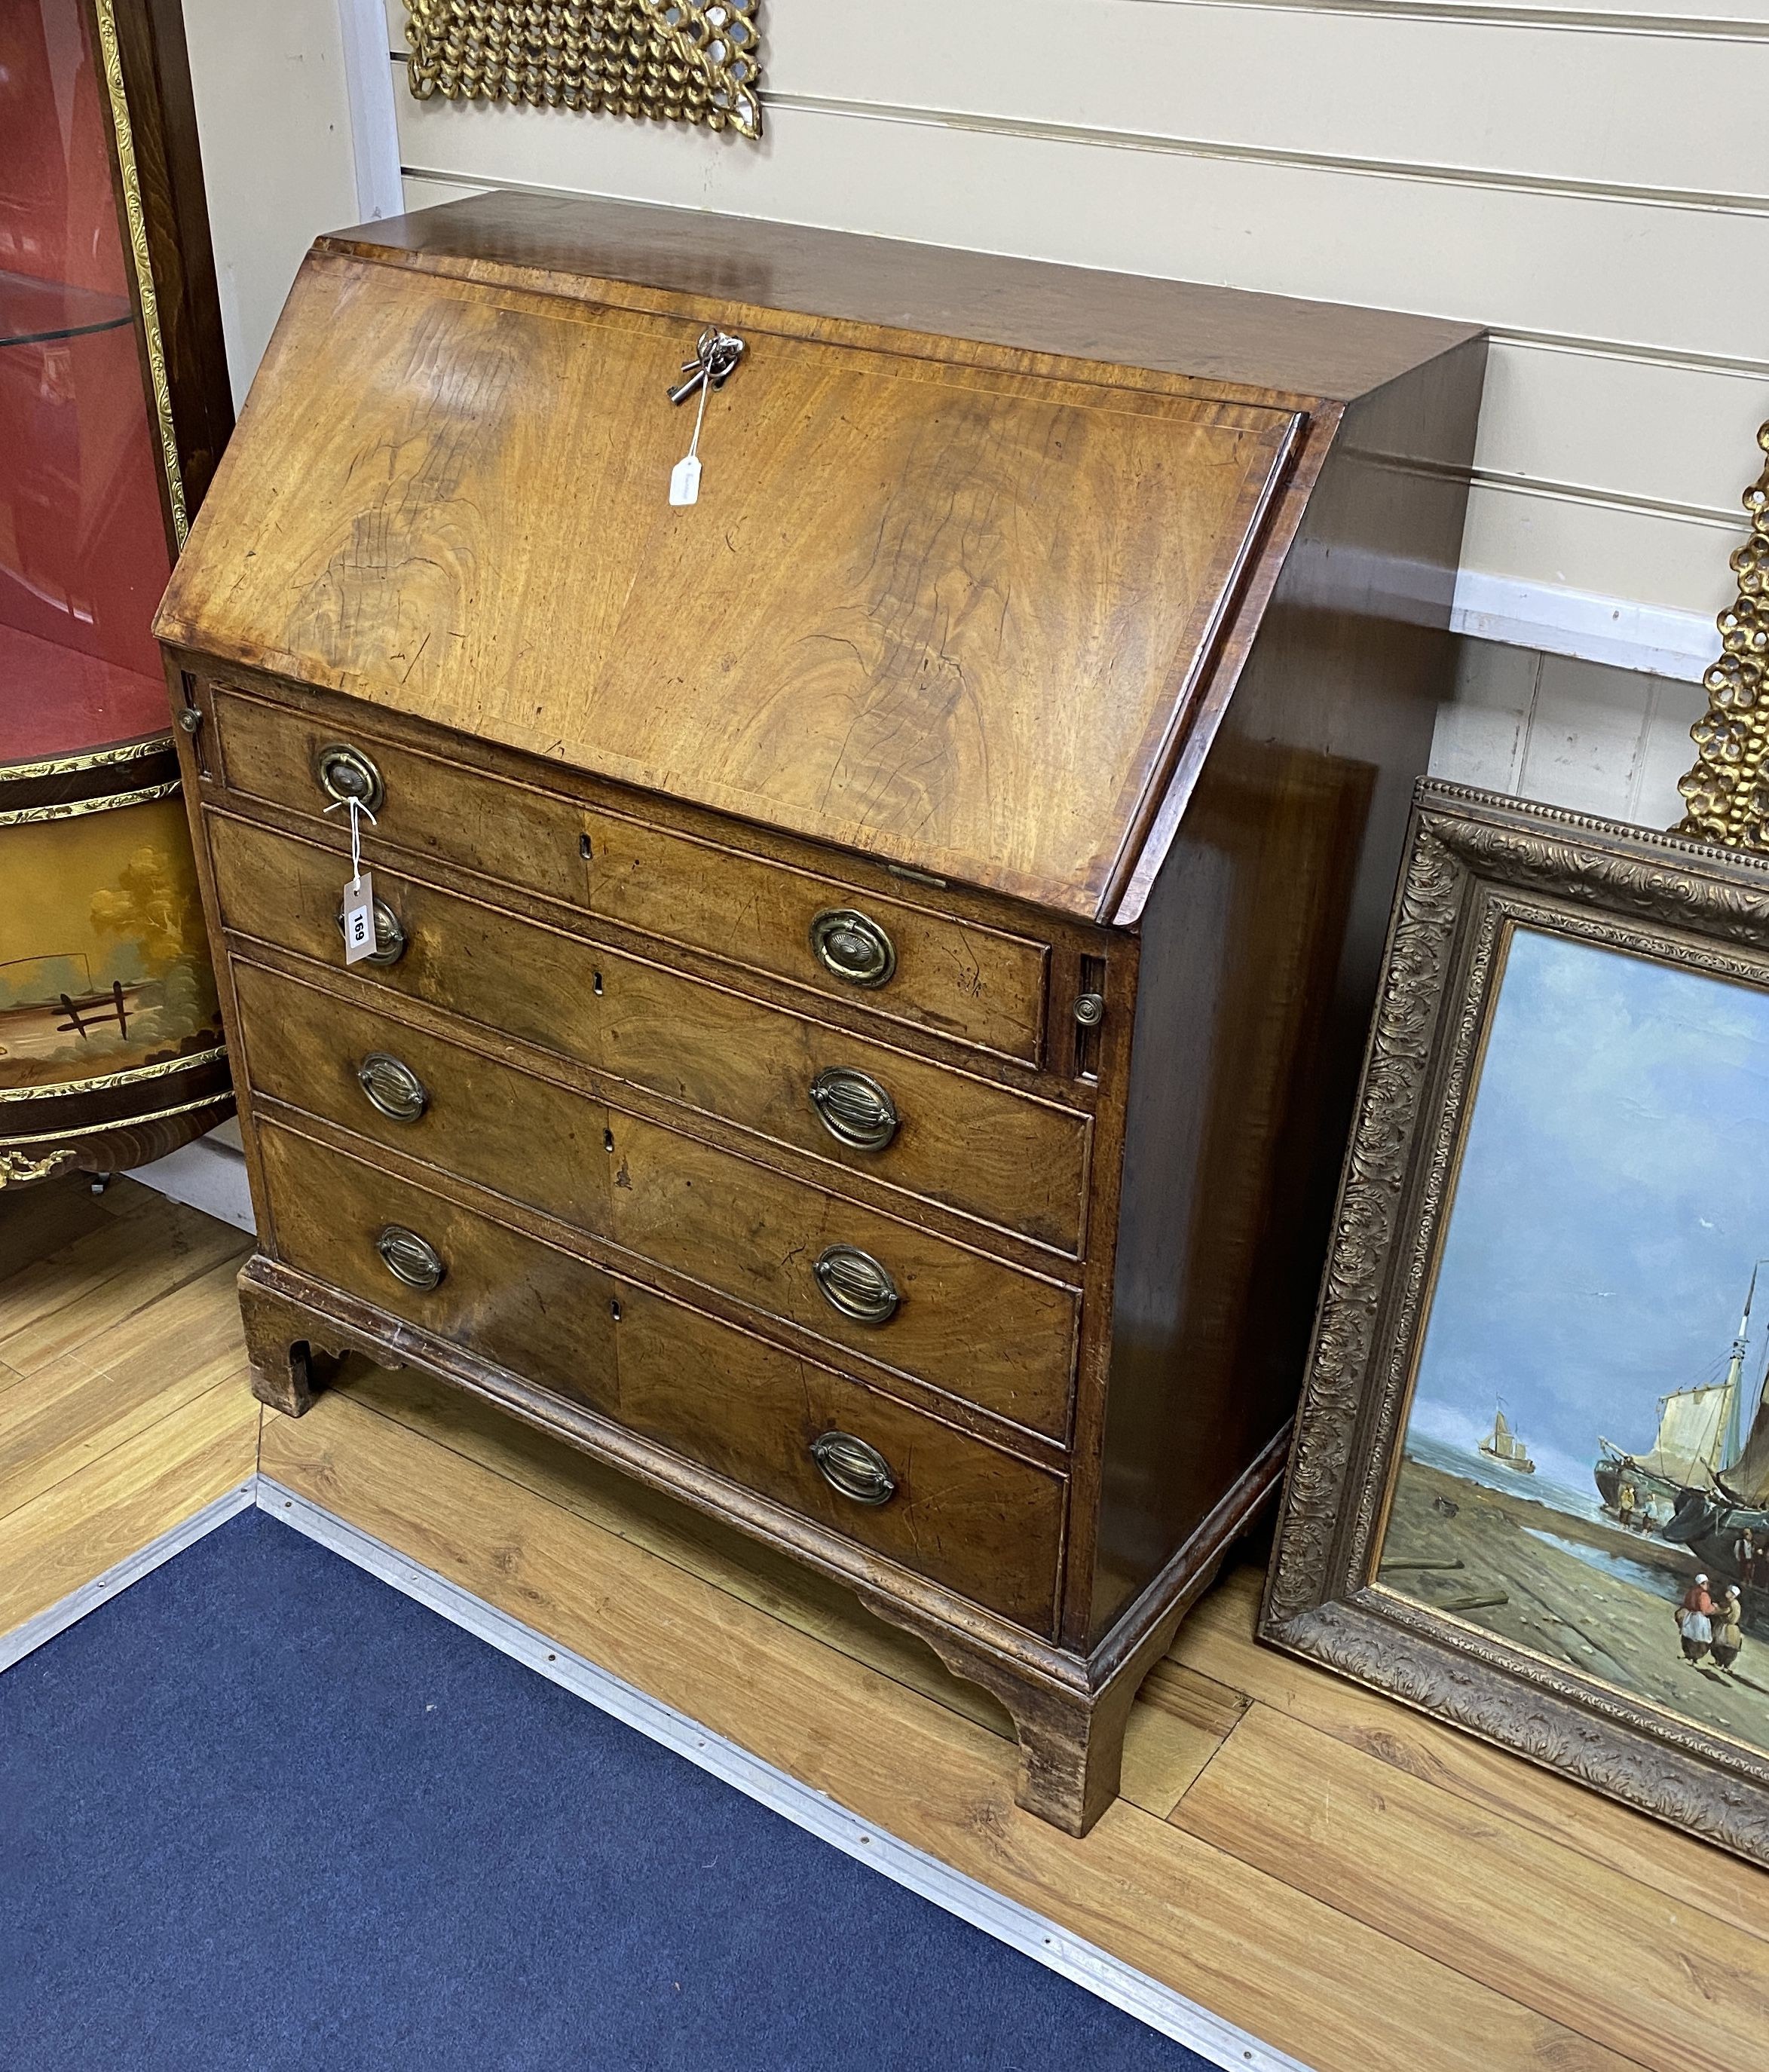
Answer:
[
  {"left": 1263, "top": 782, "right": 1769, "bottom": 1867},
  {"left": 1676, "top": 421, "right": 1769, "bottom": 846},
  {"left": 404, "top": 2, "right": 763, "bottom": 137}
]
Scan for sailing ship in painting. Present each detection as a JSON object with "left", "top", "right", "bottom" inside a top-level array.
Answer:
[
  {"left": 1595, "top": 1263, "right": 1769, "bottom": 1603},
  {"left": 1594, "top": 1376, "right": 1734, "bottom": 1532},
  {"left": 1479, "top": 1406, "right": 1536, "bottom": 1474}
]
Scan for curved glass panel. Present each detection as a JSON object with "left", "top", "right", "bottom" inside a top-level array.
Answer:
[{"left": 1, "top": 0, "right": 174, "bottom": 764}]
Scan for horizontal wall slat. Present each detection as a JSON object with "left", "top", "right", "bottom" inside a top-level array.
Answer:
[
  {"left": 1168, "top": 0, "right": 1769, "bottom": 35},
  {"left": 1461, "top": 477, "right": 1741, "bottom": 615},
  {"left": 769, "top": 3, "right": 1765, "bottom": 200},
  {"left": 399, "top": 173, "right": 488, "bottom": 211},
  {"left": 1475, "top": 342, "right": 1767, "bottom": 519}
]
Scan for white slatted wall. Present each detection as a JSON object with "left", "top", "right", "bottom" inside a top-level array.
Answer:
[{"left": 185, "top": 2, "right": 1769, "bottom": 828}]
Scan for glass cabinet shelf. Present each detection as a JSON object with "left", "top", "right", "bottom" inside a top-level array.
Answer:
[{"left": 0, "top": 268, "right": 133, "bottom": 350}]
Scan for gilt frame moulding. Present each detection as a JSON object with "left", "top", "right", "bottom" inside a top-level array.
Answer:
[
  {"left": 403, "top": 1, "right": 764, "bottom": 136},
  {"left": 1262, "top": 782, "right": 1769, "bottom": 1869}
]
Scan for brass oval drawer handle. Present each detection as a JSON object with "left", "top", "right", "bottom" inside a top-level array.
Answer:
[
  {"left": 808, "top": 1067, "right": 898, "bottom": 1152},
  {"left": 813, "top": 1244, "right": 900, "bottom": 1326},
  {"left": 357, "top": 1051, "right": 428, "bottom": 1122},
  {"left": 335, "top": 893, "right": 406, "bottom": 966},
  {"left": 375, "top": 1223, "right": 445, "bottom": 1290},
  {"left": 316, "top": 742, "right": 384, "bottom": 813},
  {"left": 810, "top": 1430, "right": 897, "bottom": 1507},
  {"left": 809, "top": 907, "right": 896, "bottom": 989}
]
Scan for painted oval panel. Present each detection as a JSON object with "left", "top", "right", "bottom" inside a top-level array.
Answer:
[{"left": 0, "top": 791, "right": 222, "bottom": 1093}]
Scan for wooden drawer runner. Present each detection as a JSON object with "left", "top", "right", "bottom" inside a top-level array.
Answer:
[
  {"left": 258, "top": 1122, "right": 1064, "bottom": 1630},
  {"left": 209, "top": 684, "right": 1049, "bottom": 1061},
  {"left": 210, "top": 813, "right": 1090, "bottom": 1254},
  {"left": 234, "top": 963, "right": 1079, "bottom": 1439}
]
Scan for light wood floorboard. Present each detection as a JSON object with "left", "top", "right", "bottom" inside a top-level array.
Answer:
[
  {"left": 0, "top": 1178, "right": 259, "bottom": 1634},
  {"left": 0, "top": 1183, "right": 246, "bottom": 1379},
  {"left": 1170, "top": 1574, "right": 1769, "bottom": 1944},
  {"left": 3, "top": 1175, "right": 1766, "bottom": 2070},
  {"left": 0, "top": 1379, "right": 260, "bottom": 1636}
]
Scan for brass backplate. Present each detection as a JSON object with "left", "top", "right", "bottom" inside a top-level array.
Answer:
[{"left": 404, "top": 2, "right": 762, "bottom": 138}]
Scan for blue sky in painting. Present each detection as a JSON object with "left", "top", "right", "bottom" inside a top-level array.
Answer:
[{"left": 1406, "top": 926, "right": 1769, "bottom": 1492}]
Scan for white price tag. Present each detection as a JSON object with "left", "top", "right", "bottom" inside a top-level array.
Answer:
[
  {"left": 327, "top": 791, "right": 380, "bottom": 964},
  {"left": 669, "top": 454, "right": 702, "bottom": 507},
  {"left": 341, "top": 870, "right": 376, "bottom": 965}
]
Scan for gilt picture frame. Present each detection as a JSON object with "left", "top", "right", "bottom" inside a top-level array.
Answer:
[{"left": 1262, "top": 781, "right": 1769, "bottom": 1866}]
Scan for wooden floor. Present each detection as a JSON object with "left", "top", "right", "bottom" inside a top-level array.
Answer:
[{"left": 4, "top": 1177, "right": 1765, "bottom": 2072}]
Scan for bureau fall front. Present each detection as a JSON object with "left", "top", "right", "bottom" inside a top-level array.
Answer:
[{"left": 155, "top": 192, "right": 1486, "bottom": 1832}]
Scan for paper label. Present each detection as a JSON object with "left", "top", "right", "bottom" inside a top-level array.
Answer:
[
  {"left": 669, "top": 454, "right": 702, "bottom": 507},
  {"left": 341, "top": 871, "right": 376, "bottom": 965}
]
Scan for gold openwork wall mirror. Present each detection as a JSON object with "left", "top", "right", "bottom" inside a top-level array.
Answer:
[{"left": 404, "top": 2, "right": 764, "bottom": 136}]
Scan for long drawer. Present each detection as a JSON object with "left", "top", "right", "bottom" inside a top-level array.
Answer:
[
  {"left": 233, "top": 960, "right": 1079, "bottom": 1439},
  {"left": 257, "top": 1121, "right": 1064, "bottom": 1630},
  {"left": 209, "top": 811, "right": 1091, "bottom": 1255},
  {"left": 208, "top": 682, "right": 1051, "bottom": 1061}
]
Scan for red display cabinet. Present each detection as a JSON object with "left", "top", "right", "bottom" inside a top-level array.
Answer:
[{"left": 2, "top": 0, "right": 234, "bottom": 1185}]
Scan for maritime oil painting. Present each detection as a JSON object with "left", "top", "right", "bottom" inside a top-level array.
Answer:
[{"left": 1379, "top": 923, "right": 1769, "bottom": 1761}]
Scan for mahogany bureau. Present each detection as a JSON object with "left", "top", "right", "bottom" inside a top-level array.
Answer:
[{"left": 155, "top": 191, "right": 1485, "bottom": 1833}]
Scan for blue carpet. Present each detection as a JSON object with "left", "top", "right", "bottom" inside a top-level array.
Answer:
[{"left": 1, "top": 1511, "right": 1218, "bottom": 2072}]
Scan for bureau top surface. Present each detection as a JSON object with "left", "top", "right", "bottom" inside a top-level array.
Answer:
[{"left": 156, "top": 194, "right": 1478, "bottom": 922}]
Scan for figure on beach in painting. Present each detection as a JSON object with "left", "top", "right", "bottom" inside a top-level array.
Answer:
[
  {"left": 1677, "top": 1576, "right": 1716, "bottom": 1666},
  {"left": 1712, "top": 1587, "right": 1746, "bottom": 1676}
]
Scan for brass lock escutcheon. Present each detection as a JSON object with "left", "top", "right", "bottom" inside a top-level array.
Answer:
[
  {"left": 375, "top": 1223, "right": 445, "bottom": 1290},
  {"left": 810, "top": 907, "right": 896, "bottom": 989},
  {"left": 357, "top": 1051, "right": 428, "bottom": 1122},
  {"left": 335, "top": 894, "right": 406, "bottom": 966},
  {"left": 315, "top": 742, "right": 384, "bottom": 814},
  {"left": 808, "top": 1067, "right": 898, "bottom": 1152},
  {"left": 810, "top": 1430, "right": 898, "bottom": 1507},
  {"left": 813, "top": 1244, "right": 900, "bottom": 1326}
]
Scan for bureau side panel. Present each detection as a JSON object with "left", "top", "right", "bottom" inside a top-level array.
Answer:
[{"left": 1088, "top": 335, "right": 1488, "bottom": 1638}]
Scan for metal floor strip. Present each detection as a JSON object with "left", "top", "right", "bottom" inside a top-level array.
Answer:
[{"left": 0, "top": 1480, "right": 257, "bottom": 1674}]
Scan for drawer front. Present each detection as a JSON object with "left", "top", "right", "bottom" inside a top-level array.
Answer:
[
  {"left": 580, "top": 807, "right": 1048, "bottom": 1062},
  {"left": 613, "top": 1281, "right": 1062, "bottom": 1631},
  {"left": 234, "top": 963, "right": 1079, "bottom": 1437},
  {"left": 208, "top": 684, "right": 1049, "bottom": 1061},
  {"left": 259, "top": 1116, "right": 620, "bottom": 1411},
  {"left": 211, "top": 813, "right": 1090, "bottom": 1253},
  {"left": 210, "top": 684, "right": 586, "bottom": 907},
  {"left": 258, "top": 1123, "right": 1064, "bottom": 1630}
]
